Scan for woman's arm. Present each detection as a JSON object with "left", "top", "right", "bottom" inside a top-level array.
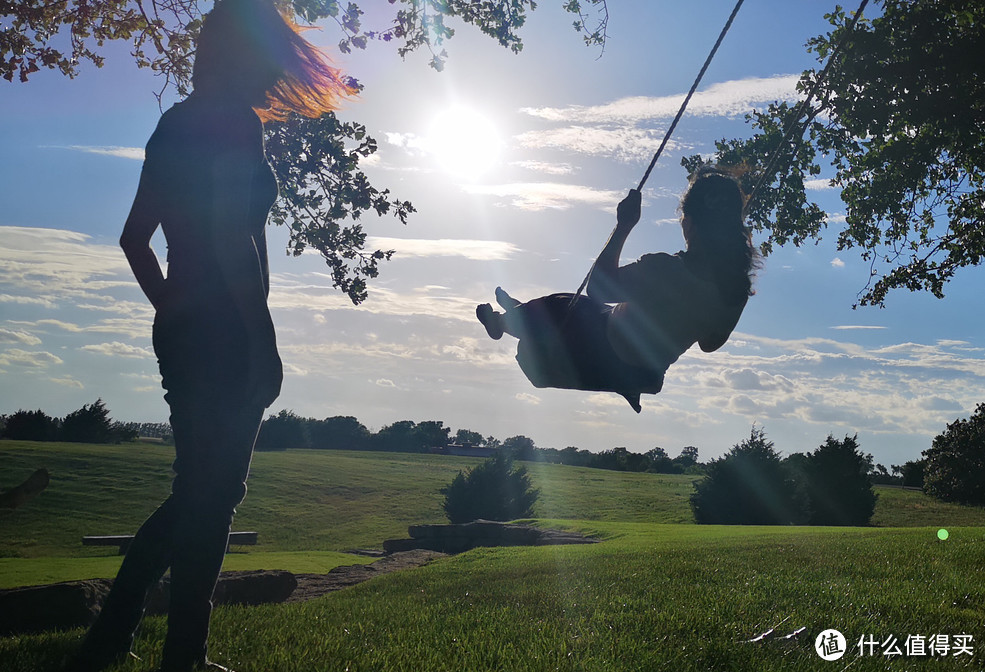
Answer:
[
  {"left": 587, "top": 189, "right": 641, "bottom": 303},
  {"left": 119, "top": 170, "right": 166, "bottom": 310}
]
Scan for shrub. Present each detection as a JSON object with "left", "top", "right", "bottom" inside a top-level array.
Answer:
[
  {"left": 690, "top": 427, "right": 807, "bottom": 525},
  {"left": 802, "top": 435, "right": 878, "bottom": 526},
  {"left": 60, "top": 399, "right": 113, "bottom": 443},
  {"left": 2, "top": 409, "right": 60, "bottom": 441},
  {"left": 309, "top": 415, "right": 371, "bottom": 450},
  {"left": 441, "top": 452, "right": 539, "bottom": 524},
  {"left": 900, "top": 459, "right": 926, "bottom": 488},
  {"left": 923, "top": 404, "right": 985, "bottom": 506},
  {"left": 256, "top": 410, "right": 308, "bottom": 451}
]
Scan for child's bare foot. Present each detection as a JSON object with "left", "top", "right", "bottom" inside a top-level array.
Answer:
[
  {"left": 476, "top": 303, "right": 505, "bottom": 340},
  {"left": 495, "top": 287, "right": 521, "bottom": 310}
]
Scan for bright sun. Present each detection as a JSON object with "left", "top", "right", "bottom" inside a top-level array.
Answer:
[{"left": 427, "top": 105, "right": 502, "bottom": 180}]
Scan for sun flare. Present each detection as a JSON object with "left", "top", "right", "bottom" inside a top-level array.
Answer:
[{"left": 427, "top": 105, "right": 502, "bottom": 180}]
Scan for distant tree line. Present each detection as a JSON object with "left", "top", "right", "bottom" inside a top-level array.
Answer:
[
  {"left": 7, "top": 399, "right": 981, "bottom": 513},
  {"left": 0, "top": 399, "right": 138, "bottom": 444},
  {"left": 251, "top": 409, "right": 703, "bottom": 473}
]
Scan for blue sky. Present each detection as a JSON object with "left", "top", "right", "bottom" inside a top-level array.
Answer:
[{"left": 2, "top": 0, "right": 984, "bottom": 467}]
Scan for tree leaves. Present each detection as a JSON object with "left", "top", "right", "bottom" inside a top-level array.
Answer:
[
  {"left": 265, "top": 113, "right": 415, "bottom": 305},
  {"left": 4, "top": 0, "right": 609, "bottom": 302},
  {"left": 686, "top": 0, "right": 985, "bottom": 306}
]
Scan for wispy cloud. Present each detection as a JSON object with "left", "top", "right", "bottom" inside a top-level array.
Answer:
[
  {"left": 49, "top": 145, "right": 145, "bottom": 160},
  {"left": 269, "top": 283, "right": 479, "bottom": 323},
  {"left": 49, "top": 376, "right": 85, "bottom": 389},
  {"left": 365, "top": 237, "right": 520, "bottom": 261},
  {"left": 461, "top": 182, "right": 621, "bottom": 211},
  {"left": 515, "top": 75, "right": 798, "bottom": 166},
  {"left": 804, "top": 178, "right": 836, "bottom": 191},
  {"left": 515, "top": 126, "right": 685, "bottom": 164},
  {"left": 520, "top": 75, "right": 800, "bottom": 123},
  {"left": 0, "top": 226, "right": 133, "bottom": 299},
  {"left": 511, "top": 160, "right": 577, "bottom": 176},
  {"left": 0, "top": 328, "right": 42, "bottom": 346},
  {"left": 384, "top": 132, "right": 429, "bottom": 155},
  {"left": 0, "top": 348, "right": 63, "bottom": 368},
  {"left": 662, "top": 332, "right": 985, "bottom": 440},
  {"left": 831, "top": 325, "right": 887, "bottom": 331},
  {"left": 80, "top": 342, "right": 154, "bottom": 359}
]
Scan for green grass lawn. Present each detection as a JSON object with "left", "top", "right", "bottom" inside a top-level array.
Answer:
[
  {"left": 3, "top": 523, "right": 983, "bottom": 671},
  {"left": 3, "top": 441, "right": 985, "bottom": 671}
]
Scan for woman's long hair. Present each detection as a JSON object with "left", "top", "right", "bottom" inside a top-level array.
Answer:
[
  {"left": 192, "top": 0, "right": 355, "bottom": 121},
  {"left": 681, "top": 166, "right": 759, "bottom": 305}
]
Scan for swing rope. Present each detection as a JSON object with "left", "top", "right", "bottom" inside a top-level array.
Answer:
[
  {"left": 745, "top": 0, "right": 869, "bottom": 209},
  {"left": 637, "top": 0, "right": 746, "bottom": 192},
  {"left": 570, "top": 0, "right": 745, "bottom": 305}
]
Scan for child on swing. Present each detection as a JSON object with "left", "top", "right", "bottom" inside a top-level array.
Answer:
[{"left": 476, "top": 166, "right": 757, "bottom": 412}]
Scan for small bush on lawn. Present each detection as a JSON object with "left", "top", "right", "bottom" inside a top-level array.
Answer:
[{"left": 441, "top": 452, "right": 539, "bottom": 524}]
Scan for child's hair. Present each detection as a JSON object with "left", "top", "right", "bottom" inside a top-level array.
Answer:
[
  {"left": 681, "top": 166, "right": 759, "bottom": 304},
  {"left": 192, "top": 0, "right": 356, "bottom": 121}
]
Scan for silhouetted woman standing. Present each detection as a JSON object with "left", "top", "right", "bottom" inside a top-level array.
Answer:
[{"left": 67, "top": 1, "right": 351, "bottom": 670}]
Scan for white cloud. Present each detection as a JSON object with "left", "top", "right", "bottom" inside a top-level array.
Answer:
[
  {"left": 0, "top": 348, "right": 63, "bottom": 368},
  {"left": 0, "top": 328, "right": 42, "bottom": 346},
  {"left": 365, "top": 237, "right": 520, "bottom": 261},
  {"left": 936, "top": 339, "right": 972, "bottom": 348},
  {"left": 514, "top": 75, "right": 799, "bottom": 166},
  {"left": 461, "top": 182, "right": 621, "bottom": 212},
  {"left": 80, "top": 342, "right": 154, "bottom": 359},
  {"left": 383, "top": 132, "right": 429, "bottom": 156},
  {"left": 520, "top": 75, "right": 800, "bottom": 123},
  {"left": 830, "top": 257, "right": 846, "bottom": 268},
  {"left": 511, "top": 160, "right": 576, "bottom": 176},
  {"left": 515, "top": 126, "right": 684, "bottom": 164},
  {"left": 0, "top": 227, "right": 134, "bottom": 305},
  {"left": 666, "top": 332, "right": 985, "bottom": 441},
  {"left": 804, "top": 178, "right": 836, "bottom": 191},
  {"left": 52, "top": 145, "right": 145, "bottom": 160},
  {"left": 0, "top": 293, "right": 56, "bottom": 307},
  {"left": 49, "top": 376, "right": 85, "bottom": 389},
  {"left": 515, "top": 392, "right": 541, "bottom": 405},
  {"left": 270, "top": 284, "right": 479, "bottom": 323},
  {"left": 12, "top": 318, "right": 151, "bottom": 339}
]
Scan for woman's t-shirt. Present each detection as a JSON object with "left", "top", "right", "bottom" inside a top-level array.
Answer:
[{"left": 606, "top": 252, "right": 745, "bottom": 369}]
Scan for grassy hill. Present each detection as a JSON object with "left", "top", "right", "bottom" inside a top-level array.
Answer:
[
  {"left": 0, "top": 441, "right": 699, "bottom": 559},
  {"left": 2, "top": 440, "right": 984, "bottom": 560}
]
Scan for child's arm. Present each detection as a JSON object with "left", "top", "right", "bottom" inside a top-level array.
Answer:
[{"left": 587, "top": 189, "right": 641, "bottom": 303}]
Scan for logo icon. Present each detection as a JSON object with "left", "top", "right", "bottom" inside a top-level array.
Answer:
[{"left": 815, "top": 629, "right": 847, "bottom": 661}]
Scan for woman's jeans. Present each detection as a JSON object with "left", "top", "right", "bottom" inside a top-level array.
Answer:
[{"left": 85, "top": 301, "right": 264, "bottom": 668}]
